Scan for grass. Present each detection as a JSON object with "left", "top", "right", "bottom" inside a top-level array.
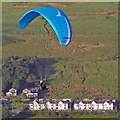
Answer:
[
  {"left": 2, "top": 3, "right": 118, "bottom": 36},
  {"left": 29, "top": 110, "right": 118, "bottom": 119},
  {"left": 31, "top": 114, "right": 118, "bottom": 119}
]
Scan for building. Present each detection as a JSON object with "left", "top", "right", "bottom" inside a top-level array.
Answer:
[
  {"left": 79, "top": 101, "right": 86, "bottom": 110},
  {"left": 46, "top": 99, "right": 69, "bottom": 110},
  {"left": 9, "top": 88, "right": 17, "bottom": 96},
  {"left": 22, "top": 89, "right": 31, "bottom": 94},
  {"left": 29, "top": 100, "right": 40, "bottom": 110},
  {"left": 91, "top": 101, "right": 98, "bottom": 110},
  {"left": 28, "top": 99, "right": 115, "bottom": 111},
  {"left": 58, "top": 100, "right": 69, "bottom": 110},
  {"left": 6, "top": 88, "right": 17, "bottom": 97},
  {"left": 29, "top": 99, "right": 70, "bottom": 111},
  {"left": 84, "top": 100, "right": 92, "bottom": 110},
  {"left": 73, "top": 99, "right": 114, "bottom": 111},
  {"left": 26, "top": 92, "right": 38, "bottom": 98},
  {"left": 6, "top": 92, "right": 13, "bottom": 97},
  {"left": 103, "top": 101, "right": 113, "bottom": 110},
  {"left": 46, "top": 101, "right": 53, "bottom": 110},
  {"left": 98, "top": 101, "right": 104, "bottom": 110}
]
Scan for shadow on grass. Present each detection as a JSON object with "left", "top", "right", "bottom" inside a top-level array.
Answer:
[{"left": 28, "top": 57, "right": 58, "bottom": 80}]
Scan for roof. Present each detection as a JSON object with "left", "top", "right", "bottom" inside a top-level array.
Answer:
[
  {"left": 23, "top": 89, "right": 31, "bottom": 92},
  {"left": 23, "top": 88, "right": 30, "bottom": 91},
  {"left": 9, "top": 88, "right": 17, "bottom": 93}
]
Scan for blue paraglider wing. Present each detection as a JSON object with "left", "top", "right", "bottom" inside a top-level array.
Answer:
[{"left": 18, "top": 7, "right": 72, "bottom": 46}]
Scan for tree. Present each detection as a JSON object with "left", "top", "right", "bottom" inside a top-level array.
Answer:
[
  {"left": 26, "top": 74, "right": 36, "bottom": 83},
  {"left": 12, "top": 80, "right": 20, "bottom": 89},
  {"left": 2, "top": 57, "right": 29, "bottom": 91}
]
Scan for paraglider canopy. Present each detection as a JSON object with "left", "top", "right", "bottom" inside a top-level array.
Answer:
[{"left": 18, "top": 7, "right": 72, "bottom": 46}]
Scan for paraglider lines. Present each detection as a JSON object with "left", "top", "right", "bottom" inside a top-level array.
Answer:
[{"left": 44, "top": 20, "right": 50, "bottom": 35}]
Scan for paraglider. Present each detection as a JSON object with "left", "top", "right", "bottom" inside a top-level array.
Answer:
[{"left": 18, "top": 7, "right": 72, "bottom": 46}]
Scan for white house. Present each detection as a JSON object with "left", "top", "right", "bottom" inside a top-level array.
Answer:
[
  {"left": 46, "top": 101, "right": 53, "bottom": 110},
  {"left": 91, "top": 101, "right": 98, "bottom": 110},
  {"left": 85, "top": 101, "right": 92, "bottom": 110},
  {"left": 28, "top": 99, "right": 115, "bottom": 111},
  {"left": 58, "top": 101, "right": 69, "bottom": 110},
  {"left": 63, "top": 101, "right": 69, "bottom": 110},
  {"left": 103, "top": 101, "right": 113, "bottom": 110},
  {"left": 53, "top": 103, "right": 58, "bottom": 110},
  {"left": 29, "top": 100, "right": 40, "bottom": 110},
  {"left": 79, "top": 101, "right": 86, "bottom": 110},
  {"left": 33, "top": 100, "right": 40, "bottom": 110},
  {"left": 98, "top": 101, "right": 104, "bottom": 110}
]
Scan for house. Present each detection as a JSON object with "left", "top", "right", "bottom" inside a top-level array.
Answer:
[
  {"left": 33, "top": 100, "right": 40, "bottom": 110},
  {"left": 91, "top": 101, "right": 98, "bottom": 110},
  {"left": 9, "top": 88, "right": 17, "bottom": 96},
  {"left": 29, "top": 100, "right": 40, "bottom": 110},
  {"left": 97, "top": 101, "right": 104, "bottom": 110},
  {"left": 85, "top": 100, "right": 92, "bottom": 110},
  {"left": 58, "top": 101, "right": 69, "bottom": 110},
  {"left": 6, "top": 92, "right": 13, "bottom": 97},
  {"left": 46, "top": 101, "right": 53, "bottom": 110},
  {"left": 53, "top": 103, "right": 58, "bottom": 110},
  {"left": 22, "top": 89, "right": 31, "bottom": 94},
  {"left": 40, "top": 103, "right": 46, "bottom": 110},
  {"left": 45, "top": 99, "right": 69, "bottom": 110},
  {"left": 103, "top": 101, "right": 113, "bottom": 110},
  {"left": 79, "top": 101, "right": 86, "bottom": 110},
  {"left": 62, "top": 99, "right": 71, "bottom": 110},
  {"left": 74, "top": 100, "right": 91, "bottom": 110},
  {"left": 26, "top": 92, "right": 38, "bottom": 98},
  {"left": 39, "top": 99, "right": 46, "bottom": 110},
  {"left": 39, "top": 99, "right": 57, "bottom": 110}
]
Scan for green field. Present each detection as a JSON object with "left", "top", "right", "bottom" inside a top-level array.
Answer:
[{"left": 2, "top": 2, "right": 119, "bottom": 118}]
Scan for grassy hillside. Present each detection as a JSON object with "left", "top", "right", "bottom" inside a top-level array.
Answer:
[{"left": 2, "top": 2, "right": 118, "bottom": 101}]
